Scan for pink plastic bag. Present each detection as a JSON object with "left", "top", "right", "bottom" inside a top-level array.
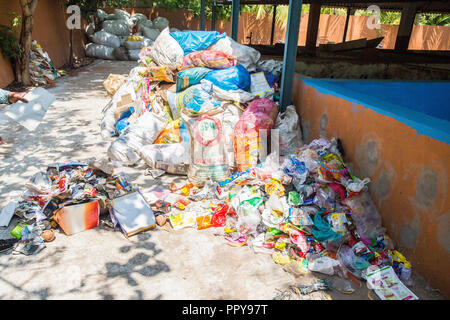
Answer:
[{"left": 234, "top": 98, "right": 278, "bottom": 171}]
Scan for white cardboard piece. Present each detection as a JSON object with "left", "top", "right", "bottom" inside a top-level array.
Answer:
[
  {"left": 4, "top": 87, "right": 56, "bottom": 131},
  {"left": 112, "top": 191, "right": 156, "bottom": 237},
  {"left": 0, "top": 201, "right": 17, "bottom": 227}
]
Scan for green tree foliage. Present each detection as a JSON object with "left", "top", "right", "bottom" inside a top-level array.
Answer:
[
  {"left": 0, "top": 13, "right": 22, "bottom": 60},
  {"left": 418, "top": 13, "right": 450, "bottom": 26}
]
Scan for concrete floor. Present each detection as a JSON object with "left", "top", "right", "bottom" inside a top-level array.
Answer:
[{"left": 0, "top": 60, "right": 444, "bottom": 300}]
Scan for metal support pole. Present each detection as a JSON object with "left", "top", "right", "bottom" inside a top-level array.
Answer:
[
  {"left": 211, "top": 0, "right": 216, "bottom": 31},
  {"left": 231, "top": 0, "right": 240, "bottom": 41},
  {"left": 343, "top": 7, "right": 351, "bottom": 42},
  {"left": 200, "top": 0, "right": 206, "bottom": 30},
  {"left": 280, "top": 0, "right": 303, "bottom": 111},
  {"left": 270, "top": 5, "right": 277, "bottom": 45},
  {"left": 395, "top": 3, "right": 417, "bottom": 52}
]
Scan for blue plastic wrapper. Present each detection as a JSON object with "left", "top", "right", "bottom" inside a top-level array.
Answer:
[
  {"left": 179, "top": 119, "right": 190, "bottom": 142},
  {"left": 282, "top": 158, "right": 308, "bottom": 179},
  {"left": 264, "top": 71, "right": 279, "bottom": 87},
  {"left": 312, "top": 211, "right": 343, "bottom": 243},
  {"left": 176, "top": 67, "right": 212, "bottom": 92},
  {"left": 116, "top": 116, "right": 130, "bottom": 135},
  {"left": 170, "top": 30, "right": 227, "bottom": 55},
  {"left": 203, "top": 65, "right": 251, "bottom": 91}
]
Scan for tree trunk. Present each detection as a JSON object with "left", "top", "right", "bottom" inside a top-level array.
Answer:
[
  {"left": 18, "top": 13, "right": 33, "bottom": 85},
  {"left": 17, "top": 0, "right": 39, "bottom": 86}
]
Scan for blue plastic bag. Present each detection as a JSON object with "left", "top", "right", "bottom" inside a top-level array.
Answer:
[
  {"left": 170, "top": 31, "right": 226, "bottom": 55},
  {"left": 203, "top": 65, "right": 251, "bottom": 91},
  {"left": 176, "top": 67, "right": 212, "bottom": 92}
]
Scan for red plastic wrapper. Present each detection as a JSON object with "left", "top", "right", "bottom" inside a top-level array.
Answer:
[
  {"left": 211, "top": 203, "right": 232, "bottom": 227},
  {"left": 178, "top": 50, "right": 236, "bottom": 71}
]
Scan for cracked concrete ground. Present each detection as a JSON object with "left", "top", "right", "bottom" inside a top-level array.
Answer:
[{"left": 0, "top": 60, "right": 444, "bottom": 300}]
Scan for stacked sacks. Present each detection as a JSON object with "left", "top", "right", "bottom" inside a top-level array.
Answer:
[
  {"left": 86, "top": 9, "right": 174, "bottom": 61},
  {"left": 101, "top": 29, "right": 288, "bottom": 182}
]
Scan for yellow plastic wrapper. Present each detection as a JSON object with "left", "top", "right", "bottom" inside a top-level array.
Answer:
[
  {"left": 272, "top": 250, "right": 291, "bottom": 265},
  {"left": 145, "top": 66, "right": 175, "bottom": 83},
  {"left": 126, "top": 35, "right": 142, "bottom": 41},
  {"left": 154, "top": 119, "right": 182, "bottom": 144},
  {"left": 265, "top": 178, "right": 285, "bottom": 197}
]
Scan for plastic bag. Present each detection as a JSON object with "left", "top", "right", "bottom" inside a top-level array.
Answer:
[
  {"left": 113, "top": 47, "right": 129, "bottom": 61},
  {"left": 103, "top": 74, "right": 127, "bottom": 97},
  {"left": 92, "top": 30, "right": 121, "bottom": 48},
  {"left": 131, "top": 13, "right": 148, "bottom": 22},
  {"left": 308, "top": 256, "right": 340, "bottom": 276},
  {"left": 261, "top": 194, "right": 289, "bottom": 228},
  {"left": 102, "top": 20, "right": 132, "bottom": 36},
  {"left": 114, "top": 9, "right": 131, "bottom": 20},
  {"left": 170, "top": 30, "right": 226, "bottom": 55},
  {"left": 153, "top": 118, "right": 189, "bottom": 144},
  {"left": 223, "top": 103, "right": 242, "bottom": 171},
  {"left": 153, "top": 16, "right": 169, "bottom": 31},
  {"left": 86, "top": 43, "right": 115, "bottom": 60},
  {"left": 311, "top": 211, "right": 344, "bottom": 243},
  {"left": 203, "top": 64, "right": 251, "bottom": 91},
  {"left": 128, "top": 49, "right": 140, "bottom": 61},
  {"left": 343, "top": 191, "right": 385, "bottom": 241},
  {"left": 142, "top": 27, "right": 160, "bottom": 41},
  {"left": 208, "top": 81, "right": 255, "bottom": 103},
  {"left": 234, "top": 98, "right": 278, "bottom": 171},
  {"left": 181, "top": 107, "right": 229, "bottom": 186},
  {"left": 139, "top": 142, "right": 190, "bottom": 174},
  {"left": 176, "top": 67, "right": 212, "bottom": 92},
  {"left": 138, "top": 46, "right": 153, "bottom": 66},
  {"left": 281, "top": 158, "right": 308, "bottom": 182},
  {"left": 178, "top": 50, "right": 236, "bottom": 71},
  {"left": 275, "top": 105, "right": 302, "bottom": 156},
  {"left": 108, "top": 111, "right": 167, "bottom": 165},
  {"left": 150, "top": 27, "right": 184, "bottom": 68},
  {"left": 208, "top": 36, "right": 261, "bottom": 72},
  {"left": 256, "top": 59, "right": 283, "bottom": 76},
  {"left": 171, "top": 82, "right": 220, "bottom": 115},
  {"left": 97, "top": 9, "right": 108, "bottom": 21}
]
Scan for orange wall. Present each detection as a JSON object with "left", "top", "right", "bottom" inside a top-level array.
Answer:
[
  {"left": 293, "top": 76, "right": 450, "bottom": 298},
  {"left": 0, "top": 0, "right": 86, "bottom": 88}
]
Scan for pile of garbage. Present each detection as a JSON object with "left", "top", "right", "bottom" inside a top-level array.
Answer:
[
  {"left": 86, "top": 9, "right": 180, "bottom": 61},
  {"left": 0, "top": 27, "right": 418, "bottom": 300},
  {"left": 96, "top": 29, "right": 417, "bottom": 300},
  {"left": 0, "top": 159, "right": 148, "bottom": 254},
  {"left": 29, "top": 40, "right": 65, "bottom": 85}
]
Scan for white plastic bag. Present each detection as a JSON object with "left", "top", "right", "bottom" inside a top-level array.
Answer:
[
  {"left": 308, "top": 256, "right": 340, "bottom": 275},
  {"left": 86, "top": 43, "right": 115, "bottom": 60},
  {"left": 208, "top": 36, "right": 261, "bottom": 72},
  {"left": 108, "top": 111, "right": 168, "bottom": 165},
  {"left": 202, "top": 79, "right": 255, "bottom": 103},
  {"left": 92, "top": 30, "right": 121, "bottom": 48},
  {"left": 257, "top": 59, "right": 283, "bottom": 76},
  {"left": 275, "top": 105, "right": 303, "bottom": 156},
  {"left": 139, "top": 142, "right": 190, "bottom": 175},
  {"left": 181, "top": 107, "right": 229, "bottom": 186},
  {"left": 150, "top": 27, "right": 183, "bottom": 67}
]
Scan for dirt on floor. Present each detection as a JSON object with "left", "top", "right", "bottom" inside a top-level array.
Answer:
[{"left": 0, "top": 60, "right": 444, "bottom": 300}]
